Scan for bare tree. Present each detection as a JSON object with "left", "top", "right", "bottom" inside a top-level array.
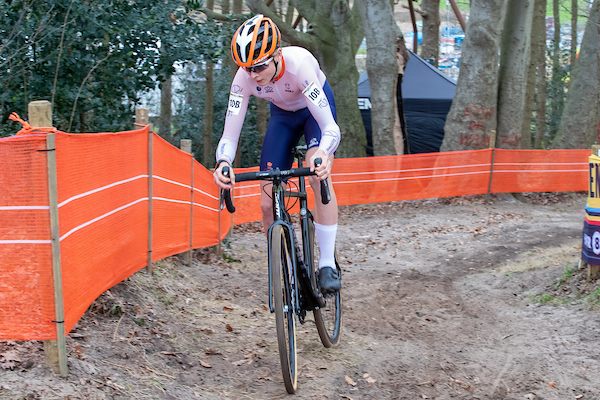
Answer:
[
  {"left": 548, "top": 0, "right": 563, "bottom": 137},
  {"left": 420, "top": 0, "right": 441, "bottom": 67},
  {"left": 159, "top": 76, "right": 173, "bottom": 141},
  {"left": 203, "top": 0, "right": 215, "bottom": 167},
  {"left": 571, "top": 0, "right": 579, "bottom": 68},
  {"left": 357, "top": 0, "right": 405, "bottom": 156},
  {"left": 442, "top": 0, "right": 508, "bottom": 151},
  {"left": 551, "top": 0, "right": 600, "bottom": 148},
  {"left": 496, "top": 0, "right": 534, "bottom": 149},
  {"left": 533, "top": 0, "right": 548, "bottom": 148}
]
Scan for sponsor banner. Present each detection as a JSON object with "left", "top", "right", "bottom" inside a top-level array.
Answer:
[
  {"left": 582, "top": 154, "right": 600, "bottom": 265},
  {"left": 582, "top": 219, "right": 600, "bottom": 265}
]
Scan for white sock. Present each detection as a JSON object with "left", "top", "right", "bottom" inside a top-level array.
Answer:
[{"left": 314, "top": 222, "right": 337, "bottom": 270}]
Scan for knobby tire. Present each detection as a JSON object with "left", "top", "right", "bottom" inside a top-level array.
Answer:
[
  {"left": 271, "top": 225, "right": 298, "bottom": 394},
  {"left": 307, "top": 215, "right": 343, "bottom": 347}
]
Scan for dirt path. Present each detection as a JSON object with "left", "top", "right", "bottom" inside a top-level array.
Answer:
[{"left": 2, "top": 193, "right": 600, "bottom": 400}]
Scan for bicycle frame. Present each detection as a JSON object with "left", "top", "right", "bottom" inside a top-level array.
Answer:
[{"left": 266, "top": 148, "right": 321, "bottom": 316}]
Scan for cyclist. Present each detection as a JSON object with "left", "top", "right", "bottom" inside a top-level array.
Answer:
[{"left": 213, "top": 14, "right": 341, "bottom": 294}]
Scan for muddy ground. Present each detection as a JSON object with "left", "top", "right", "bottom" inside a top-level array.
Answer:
[{"left": 2, "top": 193, "right": 600, "bottom": 400}]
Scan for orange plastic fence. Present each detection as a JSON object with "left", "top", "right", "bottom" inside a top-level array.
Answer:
[
  {"left": 231, "top": 149, "right": 590, "bottom": 225},
  {"left": 0, "top": 128, "right": 229, "bottom": 340},
  {"left": 0, "top": 128, "right": 590, "bottom": 341}
]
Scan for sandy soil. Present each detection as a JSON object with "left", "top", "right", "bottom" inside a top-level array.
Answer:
[{"left": 2, "top": 193, "right": 600, "bottom": 400}]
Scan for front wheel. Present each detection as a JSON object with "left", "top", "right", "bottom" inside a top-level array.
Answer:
[
  {"left": 307, "top": 217, "right": 343, "bottom": 347},
  {"left": 270, "top": 225, "right": 298, "bottom": 394}
]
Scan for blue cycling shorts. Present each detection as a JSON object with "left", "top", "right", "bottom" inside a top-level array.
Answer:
[{"left": 260, "top": 80, "right": 337, "bottom": 171}]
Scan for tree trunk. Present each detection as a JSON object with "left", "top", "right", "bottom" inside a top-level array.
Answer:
[
  {"left": 232, "top": 0, "right": 243, "bottom": 168},
  {"left": 441, "top": 0, "right": 508, "bottom": 151},
  {"left": 533, "top": 0, "right": 547, "bottom": 148},
  {"left": 551, "top": 0, "right": 599, "bottom": 149},
  {"left": 159, "top": 76, "right": 172, "bottom": 141},
  {"left": 202, "top": 0, "right": 215, "bottom": 168},
  {"left": 549, "top": 0, "right": 562, "bottom": 137},
  {"left": 221, "top": 0, "right": 229, "bottom": 14},
  {"left": 248, "top": 0, "right": 367, "bottom": 158},
  {"left": 496, "top": 0, "right": 534, "bottom": 149},
  {"left": 571, "top": 0, "right": 578, "bottom": 69},
  {"left": 203, "top": 61, "right": 214, "bottom": 167},
  {"left": 357, "top": 0, "right": 402, "bottom": 156},
  {"left": 420, "top": 0, "right": 440, "bottom": 67}
]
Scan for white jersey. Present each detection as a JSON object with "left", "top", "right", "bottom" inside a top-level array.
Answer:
[{"left": 216, "top": 46, "right": 341, "bottom": 165}]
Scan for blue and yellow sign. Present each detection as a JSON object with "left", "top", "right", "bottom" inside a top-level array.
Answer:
[{"left": 582, "top": 155, "right": 600, "bottom": 264}]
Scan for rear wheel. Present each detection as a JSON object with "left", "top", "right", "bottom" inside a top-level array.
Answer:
[
  {"left": 307, "top": 216, "right": 343, "bottom": 347},
  {"left": 270, "top": 225, "right": 297, "bottom": 394}
]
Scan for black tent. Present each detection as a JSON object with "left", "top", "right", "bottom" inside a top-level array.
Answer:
[{"left": 358, "top": 50, "right": 456, "bottom": 155}]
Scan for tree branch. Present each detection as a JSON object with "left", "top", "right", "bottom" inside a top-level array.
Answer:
[
  {"left": 195, "top": 7, "right": 247, "bottom": 22},
  {"left": 246, "top": 0, "right": 315, "bottom": 49},
  {"left": 52, "top": 0, "right": 75, "bottom": 108},
  {"left": 67, "top": 53, "right": 110, "bottom": 132},
  {"left": 290, "top": 0, "right": 316, "bottom": 22}
]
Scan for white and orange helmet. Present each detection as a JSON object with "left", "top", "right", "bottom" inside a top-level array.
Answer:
[{"left": 231, "top": 14, "right": 281, "bottom": 68}]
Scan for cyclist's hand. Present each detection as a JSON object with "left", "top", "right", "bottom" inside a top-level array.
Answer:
[
  {"left": 309, "top": 149, "right": 332, "bottom": 181},
  {"left": 213, "top": 162, "right": 235, "bottom": 189}
]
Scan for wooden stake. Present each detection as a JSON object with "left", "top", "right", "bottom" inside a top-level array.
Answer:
[
  {"left": 180, "top": 139, "right": 194, "bottom": 268},
  {"left": 136, "top": 107, "right": 154, "bottom": 274},
  {"left": 486, "top": 130, "right": 497, "bottom": 204},
  {"left": 29, "top": 100, "right": 53, "bottom": 127},
  {"left": 34, "top": 100, "right": 68, "bottom": 377}
]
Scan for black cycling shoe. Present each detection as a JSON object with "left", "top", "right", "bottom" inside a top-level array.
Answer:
[{"left": 318, "top": 266, "right": 341, "bottom": 294}]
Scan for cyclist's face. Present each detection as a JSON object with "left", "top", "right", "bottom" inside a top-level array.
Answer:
[
  {"left": 246, "top": 48, "right": 281, "bottom": 86},
  {"left": 246, "top": 59, "right": 274, "bottom": 85}
]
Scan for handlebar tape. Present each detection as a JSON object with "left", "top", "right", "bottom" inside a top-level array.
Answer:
[
  {"left": 314, "top": 158, "right": 331, "bottom": 205},
  {"left": 221, "top": 166, "right": 236, "bottom": 213}
]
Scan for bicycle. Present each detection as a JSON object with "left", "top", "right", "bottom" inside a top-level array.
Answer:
[{"left": 221, "top": 146, "right": 342, "bottom": 394}]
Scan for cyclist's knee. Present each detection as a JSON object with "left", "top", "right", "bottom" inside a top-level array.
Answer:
[
  {"left": 260, "top": 196, "right": 273, "bottom": 216},
  {"left": 307, "top": 175, "right": 320, "bottom": 189}
]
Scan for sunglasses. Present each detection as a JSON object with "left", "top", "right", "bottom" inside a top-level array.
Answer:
[{"left": 244, "top": 58, "right": 273, "bottom": 73}]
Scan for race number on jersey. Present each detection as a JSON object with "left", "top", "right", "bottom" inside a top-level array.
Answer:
[
  {"left": 227, "top": 92, "right": 244, "bottom": 115},
  {"left": 302, "top": 82, "right": 326, "bottom": 106}
]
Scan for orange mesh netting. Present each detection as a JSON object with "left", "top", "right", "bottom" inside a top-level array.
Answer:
[
  {"left": 0, "top": 134, "right": 56, "bottom": 340},
  {"left": 0, "top": 126, "right": 590, "bottom": 340}
]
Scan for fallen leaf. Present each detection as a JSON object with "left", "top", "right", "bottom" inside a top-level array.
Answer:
[
  {"left": 548, "top": 382, "right": 556, "bottom": 388},
  {"left": 226, "top": 324, "right": 233, "bottom": 332},
  {"left": 200, "top": 360, "right": 211, "bottom": 368},
  {"left": 162, "top": 352, "right": 178, "bottom": 357},
  {"left": 0, "top": 361, "right": 16, "bottom": 370},
  {"left": 204, "top": 348, "right": 221, "bottom": 355},
  {"left": 232, "top": 359, "right": 247, "bottom": 366},
  {"left": 345, "top": 375, "right": 357, "bottom": 386},
  {"left": 575, "top": 395, "right": 584, "bottom": 399},
  {"left": 366, "top": 377, "right": 377, "bottom": 383},
  {"left": 339, "top": 395, "right": 354, "bottom": 400},
  {"left": 362, "top": 373, "right": 370, "bottom": 378},
  {"left": 0, "top": 350, "right": 20, "bottom": 362},
  {"left": 223, "top": 306, "right": 234, "bottom": 311}
]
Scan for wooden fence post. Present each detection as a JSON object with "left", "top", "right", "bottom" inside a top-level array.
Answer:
[
  {"left": 136, "top": 108, "right": 154, "bottom": 274},
  {"left": 30, "top": 100, "right": 68, "bottom": 377},
  {"left": 485, "top": 130, "right": 497, "bottom": 204},
  {"left": 180, "top": 139, "right": 194, "bottom": 268}
]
